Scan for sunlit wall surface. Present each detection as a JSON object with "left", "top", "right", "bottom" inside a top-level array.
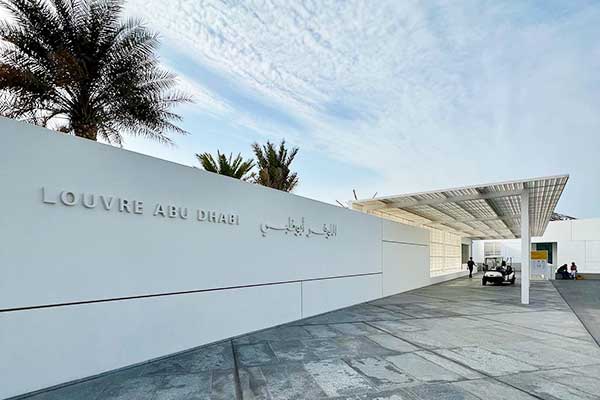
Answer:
[
  {"left": 369, "top": 211, "right": 463, "bottom": 277},
  {"left": 429, "top": 228, "right": 462, "bottom": 277}
]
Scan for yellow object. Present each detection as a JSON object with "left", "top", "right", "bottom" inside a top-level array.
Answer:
[{"left": 531, "top": 250, "right": 548, "bottom": 261}]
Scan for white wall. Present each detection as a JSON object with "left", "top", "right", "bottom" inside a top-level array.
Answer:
[
  {"left": 381, "top": 221, "right": 430, "bottom": 296},
  {"left": 533, "top": 219, "right": 600, "bottom": 273},
  {"left": 472, "top": 239, "right": 522, "bottom": 263},
  {"left": 1, "top": 283, "right": 301, "bottom": 397},
  {"left": 0, "top": 118, "right": 461, "bottom": 399},
  {"left": 472, "top": 220, "right": 600, "bottom": 274}
]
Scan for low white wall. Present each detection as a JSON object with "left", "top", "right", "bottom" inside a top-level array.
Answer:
[
  {"left": 301, "top": 274, "right": 382, "bottom": 318},
  {"left": 381, "top": 221, "right": 430, "bottom": 296},
  {"left": 0, "top": 118, "right": 459, "bottom": 398},
  {"left": 1, "top": 283, "right": 301, "bottom": 397}
]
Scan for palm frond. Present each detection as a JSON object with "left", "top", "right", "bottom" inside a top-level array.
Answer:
[
  {"left": 251, "top": 140, "right": 299, "bottom": 191},
  {"left": 0, "top": 0, "right": 191, "bottom": 143},
  {"left": 196, "top": 150, "right": 255, "bottom": 180}
]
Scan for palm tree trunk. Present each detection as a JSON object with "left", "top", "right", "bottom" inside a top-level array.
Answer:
[{"left": 72, "top": 123, "right": 98, "bottom": 141}]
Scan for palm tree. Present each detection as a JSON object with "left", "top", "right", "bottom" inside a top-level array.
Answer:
[
  {"left": 196, "top": 151, "right": 255, "bottom": 181},
  {"left": 0, "top": 0, "right": 190, "bottom": 145},
  {"left": 251, "top": 140, "right": 299, "bottom": 192}
]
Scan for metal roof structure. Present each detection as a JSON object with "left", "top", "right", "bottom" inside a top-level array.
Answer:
[{"left": 351, "top": 175, "right": 569, "bottom": 240}]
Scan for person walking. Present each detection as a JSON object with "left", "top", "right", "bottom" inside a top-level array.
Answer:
[{"left": 467, "top": 257, "right": 475, "bottom": 278}]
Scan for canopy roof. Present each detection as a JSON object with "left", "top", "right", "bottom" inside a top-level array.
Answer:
[{"left": 352, "top": 175, "right": 569, "bottom": 240}]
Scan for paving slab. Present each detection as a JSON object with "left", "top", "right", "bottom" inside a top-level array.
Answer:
[
  {"left": 365, "top": 334, "right": 418, "bottom": 353},
  {"left": 402, "top": 382, "right": 481, "bottom": 400},
  {"left": 385, "top": 353, "right": 467, "bottom": 383},
  {"left": 345, "top": 357, "right": 417, "bottom": 390},
  {"left": 454, "top": 379, "right": 540, "bottom": 400},
  {"left": 478, "top": 338, "right": 600, "bottom": 369},
  {"left": 234, "top": 326, "right": 312, "bottom": 345},
  {"left": 412, "top": 351, "right": 484, "bottom": 380},
  {"left": 330, "top": 323, "right": 383, "bottom": 337},
  {"left": 99, "top": 374, "right": 163, "bottom": 400},
  {"left": 379, "top": 304, "right": 462, "bottom": 319},
  {"left": 268, "top": 339, "right": 319, "bottom": 363},
  {"left": 208, "top": 370, "right": 239, "bottom": 400},
  {"left": 238, "top": 367, "right": 270, "bottom": 400},
  {"left": 143, "top": 343, "right": 235, "bottom": 375},
  {"left": 498, "top": 370, "right": 600, "bottom": 400},
  {"left": 520, "top": 367, "right": 600, "bottom": 398},
  {"left": 368, "top": 320, "right": 424, "bottom": 334},
  {"left": 433, "top": 346, "right": 538, "bottom": 376},
  {"left": 303, "top": 359, "right": 373, "bottom": 397},
  {"left": 239, "top": 363, "right": 331, "bottom": 400},
  {"left": 302, "top": 325, "right": 341, "bottom": 338},
  {"left": 151, "top": 373, "right": 216, "bottom": 400},
  {"left": 334, "top": 336, "right": 401, "bottom": 359},
  {"left": 236, "top": 343, "right": 278, "bottom": 367},
  {"left": 481, "top": 310, "right": 591, "bottom": 339}
]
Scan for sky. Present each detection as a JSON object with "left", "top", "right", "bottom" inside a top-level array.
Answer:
[{"left": 10, "top": 1, "right": 600, "bottom": 216}]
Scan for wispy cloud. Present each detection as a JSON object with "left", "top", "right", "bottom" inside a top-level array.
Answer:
[{"left": 111, "top": 1, "right": 600, "bottom": 215}]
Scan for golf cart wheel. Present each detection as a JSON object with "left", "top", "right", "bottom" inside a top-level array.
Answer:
[
  {"left": 482, "top": 279, "right": 486, "bottom": 286},
  {"left": 510, "top": 277, "right": 515, "bottom": 285}
]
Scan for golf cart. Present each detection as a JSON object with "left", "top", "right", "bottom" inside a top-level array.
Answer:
[
  {"left": 482, "top": 258, "right": 515, "bottom": 285},
  {"left": 482, "top": 256, "right": 504, "bottom": 271}
]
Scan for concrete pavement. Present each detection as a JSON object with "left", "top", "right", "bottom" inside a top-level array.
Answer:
[
  {"left": 13, "top": 275, "right": 600, "bottom": 400},
  {"left": 553, "top": 280, "right": 600, "bottom": 346}
]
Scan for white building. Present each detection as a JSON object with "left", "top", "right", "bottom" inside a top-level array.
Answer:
[{"left": 473, "top": 218, "right": 600, "bottom": 273}]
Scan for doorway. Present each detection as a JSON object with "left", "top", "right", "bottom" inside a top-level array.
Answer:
[{"left": 535, "top": 242, "right": 554, "bottom": 264}]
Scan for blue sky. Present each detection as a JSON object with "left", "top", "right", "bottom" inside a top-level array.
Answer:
[{"left": 119, "top": 0, "right": 600, "bottom": 217}]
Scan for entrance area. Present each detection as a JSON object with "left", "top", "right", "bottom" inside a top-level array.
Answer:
[{"left": 534, "top": 242, "right": 555, "bottom": 265}]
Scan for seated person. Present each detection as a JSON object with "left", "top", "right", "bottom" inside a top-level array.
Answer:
[
  {"left": 499, "top": 260, "right": 507, "bottom": 273},
  {"left": 570, "top": 262, "right": 578, "bottom": 279},
  {"left": 557, "top": 264, "right": 570, "bottom": 279}
]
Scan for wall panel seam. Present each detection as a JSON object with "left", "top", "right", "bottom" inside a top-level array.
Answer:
[
  {"left": 382, "top": 240, "right": 429, "bottom": 247},
  {"left": 0, "top": 272, "right": 383, "bottom": 314}
]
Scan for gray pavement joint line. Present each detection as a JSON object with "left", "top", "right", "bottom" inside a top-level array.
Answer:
[
  {"left": 398, "top": 290, "right": 528, "bottom": 305},
  {"left": 498, "top": 361, "right": 600, "bottom": 380},
  {"left": 360, "top": 304, "right": 560, "bottom": 321},
  {"left": 295, "top": 315, "right": 448, "bottom": 326},
  {"left": 362, "top": 320, "right": 490, "bottom": 377},
  {"left": 475, "top": 311, "right": 597, "bottom": 344},
  {"left": 551, "top": 282, "right": 600, "bottom": 348},
  {"left": 339, "top": 358, "right": 379, "bottom": 393},
  {"left": 362, "top": 321, "right": 548, "bottom": 400},
  {"left": 230, "top": 340, "right": 244, "bottom": 400},
  {"left": 295, "top": 314, "right": 479, "bottom": 326},
  {"left": 397, "top": 292, "right": 462, "bottom": 303},
  {"left": 370, "top": 302, "right": 556, "bottom": 318},
  {"left": 368, "top": 303, "right": 415, "bottom": 318}
]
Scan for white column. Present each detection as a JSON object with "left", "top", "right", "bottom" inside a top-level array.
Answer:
[{"left": 521, "top": 189, "right": 530, "bottom": 305}]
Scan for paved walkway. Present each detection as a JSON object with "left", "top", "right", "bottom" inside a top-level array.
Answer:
[
  {"left": 17, "top": 275, "right": 600, "bottom": 400},
  {"left": 553, "top": 280, "right": 600, "bottom": 346}
]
